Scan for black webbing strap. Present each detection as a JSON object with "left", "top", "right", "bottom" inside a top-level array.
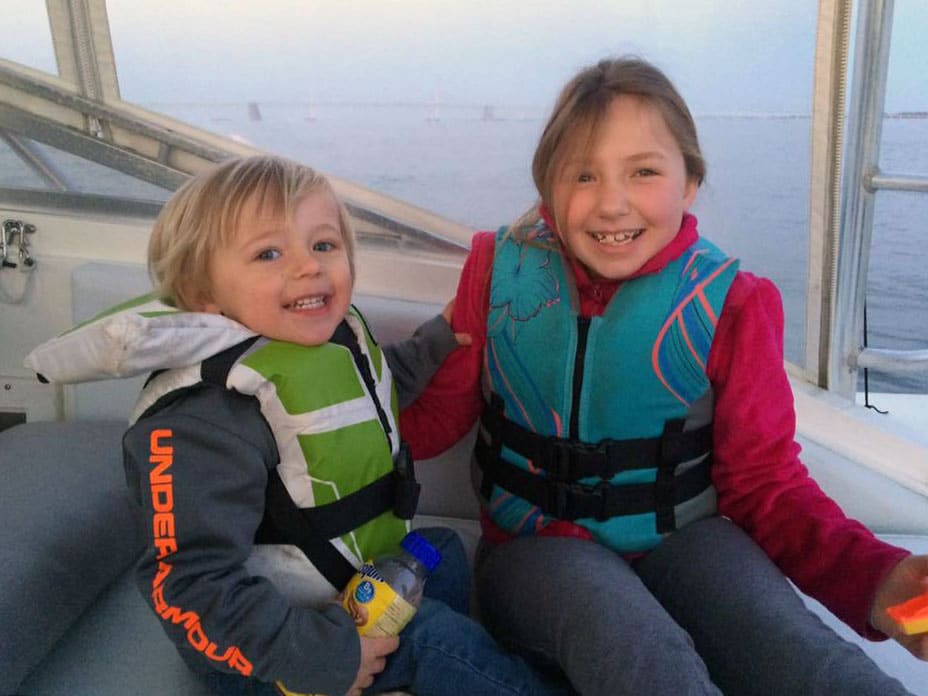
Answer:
[
  {"left": 265, "top": 469, "right": 356, "bottom": 590},
  {"left": 655, "top": 419, "right": 683, "bottom": 534},
  {"left": 266, "top": 442, "right": 420, "bottom": 590},
  {"left": 480, "top": 399, "right": 712, "bottom": 483},
  {"left": 331, "top": 321, "right": 393, "bottom": 438},
  {"left": 200, "top": 336, "right": 262, "bottom": 386},
  {"left": 480, "top": 394, "right": 507, "bottom": 498},
  {"left": 136, "top": 336, "right": 263, "bottom": 421},
  {"left": 476, "top": 436, "right": 712, "bottom": 522},
  {"left": 264, "top": 445, "right": 419, "bottom": 591},
  {"left": 299, "top": 442, "right": 420, "bottom": 540}
]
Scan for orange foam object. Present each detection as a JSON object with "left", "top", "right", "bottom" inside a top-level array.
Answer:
[{"left": 886, "top": 590, "right": 928, "bottom": 636}]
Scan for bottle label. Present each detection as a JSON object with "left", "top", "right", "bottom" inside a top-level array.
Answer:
[{"left": 341, "top": 562, "right": 417, "bottom": 636}]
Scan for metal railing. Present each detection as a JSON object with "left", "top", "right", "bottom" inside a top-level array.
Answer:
[{"left": 829, "top": 0, "right": 928, "bottom": 399}]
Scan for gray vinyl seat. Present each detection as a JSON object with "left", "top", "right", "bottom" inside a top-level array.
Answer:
[{"left": 3, "top": 419, "right": 927, "bottom": 696}]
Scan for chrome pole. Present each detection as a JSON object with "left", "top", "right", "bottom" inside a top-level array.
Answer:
[{"left": 829, "top": 0, "right": 895, "bottom": 399}]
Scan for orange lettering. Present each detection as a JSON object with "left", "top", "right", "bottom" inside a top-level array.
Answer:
[
  {"left": 149, "top": 454, "right": 173, "bottom": 482},
  {"left": 160, "top": 604, "right": 200, "bottom": 629},
  {"left": 205, "top": 643, "right": 235, "bottom": 662},
  {"left": 229, "top": 648, "right": 254, "bottom": 676},
  {"left": 146, "top": 427, "right": 251, "bottom": 675},
  {"left": 152, "top": 583, "right": 168, "bottom": 614},
  {"left": 151, "top": 483, "right": 174, "bottom": 512},
  {"left": 187, "top": 622, "right": 209, "bottom": 651},
  {"left": 154, "top": 536, "right": 178, "bottom": 559},
  {"left": 150, "top": 429, "right": 173, "bottom": 456},
  {"left": 153, "top": 512, "right": 175, "bottom": 539},
  {"left": 153, "top": 560, "right": 172, "bottom": 589}
]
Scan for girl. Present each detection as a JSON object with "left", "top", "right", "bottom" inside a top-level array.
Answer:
[{"left": 401, "top": 58, "right": 928, "bottom": 695}]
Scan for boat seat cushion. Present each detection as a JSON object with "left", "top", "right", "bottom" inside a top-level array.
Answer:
[{"left": 0, "top": 420, "right": 143, "bottom": 695}]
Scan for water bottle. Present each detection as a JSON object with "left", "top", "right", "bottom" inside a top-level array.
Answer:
[
  {"left": 277, "top": 531, "right": 441, "bottom": 695},
  {"left": 341, "top": 530, "right": 441, "bottom": 636}
]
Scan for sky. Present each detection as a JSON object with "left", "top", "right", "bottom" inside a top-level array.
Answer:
[{"left": 2, "top": 0, "right": 925, "bottom": 114}]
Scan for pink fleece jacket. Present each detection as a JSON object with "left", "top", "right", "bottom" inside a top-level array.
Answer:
[{"left": 400, "top": 214, "right": 909, "bottom": 640}]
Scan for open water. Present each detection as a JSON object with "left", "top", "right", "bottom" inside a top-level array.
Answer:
[{"left": 4, "top": 102, "right": 926, "bottom": 393}]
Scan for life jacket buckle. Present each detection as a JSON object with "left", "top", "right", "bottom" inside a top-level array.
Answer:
[
  {"left": 545, "top": 436, "right": 615, "bottom": 482},
  {"left": 547, "top": 479, "right": 611, "bottom": 521},
  {"left": 547, "top": 438, "right": 578, "bottom": 482},
  {"left": 392, "top": 441, "right": 420, "bottom": 520}
]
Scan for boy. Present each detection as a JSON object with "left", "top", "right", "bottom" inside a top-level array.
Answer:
[{"left": 122, "top": 156, "right": 565, "bottom": 696}]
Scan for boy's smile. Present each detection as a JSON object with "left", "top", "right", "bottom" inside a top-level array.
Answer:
[
  {"left": 198, "top": 189, "right": 352, "bottom": 346},
  {"left": 552, "top": 94, "right": 697, "bottom": 280}
]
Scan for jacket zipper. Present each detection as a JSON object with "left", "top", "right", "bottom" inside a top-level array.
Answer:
[{"left": 569, "top": 316, "right": 591, "bottom": 439}]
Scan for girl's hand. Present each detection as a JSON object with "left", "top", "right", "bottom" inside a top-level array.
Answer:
[
  {"left": 345, "top": 635, "right": 399, "bottom": 695},
  {"left": 442, "top": 299, "right": 472, "bottom": 347},
  {"left": 870, "top": 554, "right": 928, "bottom": 660}
]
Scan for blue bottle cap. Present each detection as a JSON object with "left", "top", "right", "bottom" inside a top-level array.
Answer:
[{"left": 401, "top": 531, "right": 442, "bottom": 572}]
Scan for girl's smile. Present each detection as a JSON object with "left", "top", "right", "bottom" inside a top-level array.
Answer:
[
  {"left": 587, "top": 228, "right": 643, "bottom": 245},
  {"left": 552, "top": 94, "right": 697, "bottom": 280}
]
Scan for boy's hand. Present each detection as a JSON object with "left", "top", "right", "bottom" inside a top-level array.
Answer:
[
  {"left": 442, "top": 299, "right": 472, "bottom": 347},
  {"left": 871, "top": 554, "right": 928, "bottom": 660},
  {"left": 346, "top": 635, "right": 399, "bottom": 695}
]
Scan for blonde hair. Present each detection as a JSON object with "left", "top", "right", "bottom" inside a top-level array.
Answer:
[
  {"left": 512, "top": 57, "right": 705, "bottom": 237},
  {"left": 148, "top": 155, "right": 355, "bottom": 310}
]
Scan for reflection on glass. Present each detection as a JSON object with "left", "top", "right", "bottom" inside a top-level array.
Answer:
[
  {"left": 0, "top": 137, "right": 49, "bottom": 190},
  {"left": 0, "top": 136, "right": 172, "bottom": 202}
]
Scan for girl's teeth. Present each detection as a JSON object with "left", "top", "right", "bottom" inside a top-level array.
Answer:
[
  {"left": 591, "top": 230, "right": 641, "bottom": 244},
  {"left": 292, "top": 296, "right": 325, "bottom": 310}
]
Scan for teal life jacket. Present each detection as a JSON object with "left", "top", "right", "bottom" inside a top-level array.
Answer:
[
  {"left": 477, "top": 223, "right": 739, "bottom": 553},
  {"left": 132, "top": 306, "right": 419, "bottom": 590}
]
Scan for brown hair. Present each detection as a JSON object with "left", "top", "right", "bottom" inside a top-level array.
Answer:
[
  {"left": 512, "top": 57, "right": 704, "bottom": 236},
  {"left": 148, "top": 155, "right": 355, "bottom": 310}
]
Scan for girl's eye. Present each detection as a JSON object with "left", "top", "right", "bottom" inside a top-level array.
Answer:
[
  {"left": 256, "top": 248, "right": 281, "bottom": 261},
  {"left": 577, "top": 172, "right": 594, "bottom": 183},
  {"left": 635, "top": 168, "right": 658, "bottom": 177},
  {"left": 313, "top": 240, "right": 336, "bottom": 252}
]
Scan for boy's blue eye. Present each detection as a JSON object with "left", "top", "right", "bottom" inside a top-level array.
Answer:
[
  {"left": 256, "top": 248, "right": 281, "bottom": 261},
  {"left": 313, "top": 240, "right": 336, "bottom": 252},
  {"left": 635, "top": 168, "right": 658, "bottom": 177},
  {"left": 577, "top": 172, "right": 594, "bottom": 183}
]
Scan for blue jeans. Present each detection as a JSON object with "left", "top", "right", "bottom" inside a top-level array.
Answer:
[
  {"left": 206, "top": 527, "right": 567, "bottom": 696},
  {"left": 474, "top": 517, "right": 912, "bottom": 696}
]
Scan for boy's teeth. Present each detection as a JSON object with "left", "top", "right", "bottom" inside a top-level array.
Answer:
[{"left": 291, "top": 296, "right": 325, "bottom": 309}]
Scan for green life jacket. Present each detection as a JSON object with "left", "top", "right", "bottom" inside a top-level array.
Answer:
[
  {"left": 478, "top": 223, "right": 739, "bottom": 553},
  {"left": 132, "top": 306, "right": 419, "bottom": 591}
]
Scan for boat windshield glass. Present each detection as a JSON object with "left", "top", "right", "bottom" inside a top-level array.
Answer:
[
  {"left": 860, "top": 0, "right": 928, "bottom": 396},
  {"left": 4, "top": 5, "right": 55, "bottom": 73},
  {"left": 103, "top": 0, "right": 820, "bottom": 370}
]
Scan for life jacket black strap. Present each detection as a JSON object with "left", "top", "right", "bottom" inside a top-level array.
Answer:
[
  {"left": 476, "top": 434, "right": 711, "bottom": 522},
  {"left": 299, "top": 441, "right": 420, "bottom": 540},
  {"left": 480, "top": 396, "right": 712, "bottom": 483},
  {"left": 263, "top": 442, "right": 418, "bottom": 591},
  {"left": 655, "top": 419, "right": 684, "bottom": 534},
  {"left": 265, "top": 469, "right": 356, "bottom": 590},
  {"left": 200, "top": 336, "right": 262, "bottom": 386}
]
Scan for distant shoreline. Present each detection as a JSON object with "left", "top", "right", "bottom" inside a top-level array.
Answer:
[
  {"left": 142, "top": 102, "right": 928, "bottom": 122},
  {"left": 886, "top": 111, "right": 928, "bottom": 119}
]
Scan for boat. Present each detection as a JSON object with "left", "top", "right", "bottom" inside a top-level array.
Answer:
[{"left": 0, "top": 1, "right": 925, "bottom": 694}]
